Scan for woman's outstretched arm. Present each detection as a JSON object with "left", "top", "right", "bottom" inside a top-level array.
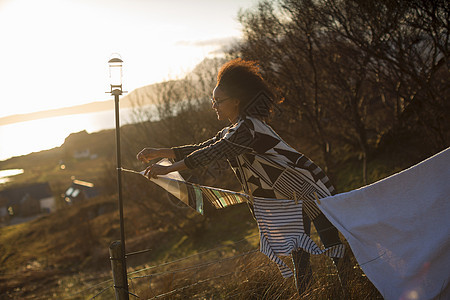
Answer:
[
  {"left": 183, "top": 118, "right": 256, "bottom": 169},
  {"left": 137, "top": 129, "right": 226, "bottom": 178},
  {"left": 140, "top": 118, "right": 255, "bottom": 178},
  {"left": 170, "top": 128, "right": 226, "bottom": 161},
  {"left": 137, "top": 129, "right": 226, "bottom": 163}
]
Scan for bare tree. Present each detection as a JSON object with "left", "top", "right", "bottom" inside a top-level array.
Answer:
[
  {"left": 320, "top": 0, "right": 450, "bottom": 150},
  {"left": 231, "top": 0, "right": 449, "bottom": 184}
]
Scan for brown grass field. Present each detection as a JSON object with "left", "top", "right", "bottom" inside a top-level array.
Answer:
[{"left": 0, "top": 126, "right": 414, "bottom": 299}]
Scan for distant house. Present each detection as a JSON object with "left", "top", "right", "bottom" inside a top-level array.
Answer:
[
  {"left": 0, "top": 182, "right": 55, "bottom": 217},
  {"left": 73, "top": 149, "right": 98, "bottom": 160},
  {"left": 64, "top": 179, "right": 99, "bottom": 204}
]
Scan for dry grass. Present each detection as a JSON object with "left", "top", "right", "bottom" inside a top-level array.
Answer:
[
  {"left": 0, "top": 190, "right": 384, "bottom": 299},
  {"left": 86, "top": 236, "right": 382, "bottom": 299},
  {"left": 104, "top": 247, "right": 383, "bottom": 300},
  {"left": 0, "top": 128, "right": 393, "bottom": 299}
]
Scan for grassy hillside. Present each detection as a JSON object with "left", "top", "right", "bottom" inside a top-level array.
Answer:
[{"left": 0, "top": 120, "right": 433, "bottom": 299}]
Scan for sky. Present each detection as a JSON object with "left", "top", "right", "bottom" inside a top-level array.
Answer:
[{"left": 0, "top": 0, "right": 258, "bottom": 119}]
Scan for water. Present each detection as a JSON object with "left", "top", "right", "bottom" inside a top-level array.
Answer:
[
  {"left": 0, "top": 169, "right": 24, "bottom": 184},
  {"left": 0, "top": 105, "right": 156, "bottom": 161}
]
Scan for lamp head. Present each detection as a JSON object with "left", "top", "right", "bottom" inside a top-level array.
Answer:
[{"left": 108, "top": 54, "right": 123, "bottom": 93}]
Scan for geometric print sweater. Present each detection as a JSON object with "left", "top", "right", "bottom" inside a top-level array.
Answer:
[
  {"left": 171, "top": 115, "right": 344, "bottom": 277},
  {"left": 171, "top": 115, "right": 336, "bottom": 221}
]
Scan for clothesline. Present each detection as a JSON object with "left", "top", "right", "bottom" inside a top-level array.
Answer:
[
  {"left": 120, "top": 165, "right": 246, "bottom": 213},
  {"left": 120, "top": 166, "right": 322, "bottom": 208},
  {"left": 120, "top": 166, "right": 250, "bottom": 200},
  {"left": 120, "top": 159, "right": 344, "bottom": 278}
]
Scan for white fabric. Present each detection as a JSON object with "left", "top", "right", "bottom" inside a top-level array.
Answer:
[
  {"left": 139, "top": 158, "right": 194, "bottom": 207},
  {"left": 137, "top": 158, "right": 247, "bottom": 214},
  {"left": 318, "top": 148, "right": 450, "bottom": 300}
]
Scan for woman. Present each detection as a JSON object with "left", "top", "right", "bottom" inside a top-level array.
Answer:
[{"left": 137, "top": 58, "right": 346, "bottom": 293}]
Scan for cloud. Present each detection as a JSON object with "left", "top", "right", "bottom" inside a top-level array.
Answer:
[{"left": 175, "top": 36, "right": 240, "bottom": 47}]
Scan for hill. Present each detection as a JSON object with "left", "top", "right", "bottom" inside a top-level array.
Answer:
[
  {"left": 0, "top": 122, "right": 420, "bottom": 298},
  {"left": 0, "top": 80, "right": 173, "bottom": 126},
  {"left": 0, "top": 100, "right": 128, "bottom": 126}
]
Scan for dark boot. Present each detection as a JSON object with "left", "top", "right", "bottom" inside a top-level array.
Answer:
[
  {"left": 292, "top": 249, "right": 313, "bottom": 296},
  {"left": 313, "top": 212, "right": 350, "bottom": 295},
  {"left": 292, "top": 208, "right": 312, "bottom": 296},
  {"left": 333, "top": 247, "right": 353, "bottom": 287}
]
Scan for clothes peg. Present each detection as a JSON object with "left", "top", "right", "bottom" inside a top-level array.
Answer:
[
  {"left": 247, "top": 185, "right": 255, "bottom": 204},
  {"left": 313, "top": 192, "right": 321, "bottom": 205},
  {"left": 249, "top": 193, "right": 255, "bottom": 204},
  {"left": 293, "top": 191, "right": 298, "bottom": 205}
]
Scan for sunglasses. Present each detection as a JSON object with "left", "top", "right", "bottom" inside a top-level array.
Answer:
[{"left": 210, "top": 97, "right": 232, "bottom": 106}]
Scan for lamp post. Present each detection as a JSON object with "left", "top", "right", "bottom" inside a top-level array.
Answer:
[{"left": 108, "top": 54, "right": 129, "bottom": 299}]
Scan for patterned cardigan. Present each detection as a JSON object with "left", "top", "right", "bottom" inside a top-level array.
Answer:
[{"left": 171, "top": 115, "right": 335, "bottom": 221}]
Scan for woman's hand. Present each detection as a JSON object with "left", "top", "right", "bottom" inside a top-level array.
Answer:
[
  {"left": 137, "top": 148, "right": 161, "bottom": 163},
  {"left": 143, "top": 159, "right": 188, "bottom": 179},
  {"left": 144, "top": 163, "right": 171, "bottom": 179}
]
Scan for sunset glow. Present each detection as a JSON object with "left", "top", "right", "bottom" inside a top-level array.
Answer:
[
  {"left": 0, "top": 0, "right": 257, "bottom": 160},
  {"left": 0, "top": 0, "right": 255, "bottom": 118}
]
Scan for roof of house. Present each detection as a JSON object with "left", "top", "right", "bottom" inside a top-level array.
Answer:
[
  {"left": 0, "top": 182, "right": 53, "bottom": 205},
  {"left": 66, "top": 179, "right": 99, "bottom": 199},
  {"left": 73, "top": 179, "right": 94, "bottom": 188}
]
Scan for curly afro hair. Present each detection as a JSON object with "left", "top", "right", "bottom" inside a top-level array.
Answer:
[{"left": 216, "top": 58, "right": 276, "bottom": 122}]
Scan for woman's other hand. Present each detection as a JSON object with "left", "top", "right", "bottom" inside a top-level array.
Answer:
[
  {"left": 137, "top": 148, "right": 161, "bottom": 163},
  {"left": 137, "top": 148, "right": 175, "bottom": 163},
  {"left": 144, "top": 163, "right": 171, "bottom": 179}
]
